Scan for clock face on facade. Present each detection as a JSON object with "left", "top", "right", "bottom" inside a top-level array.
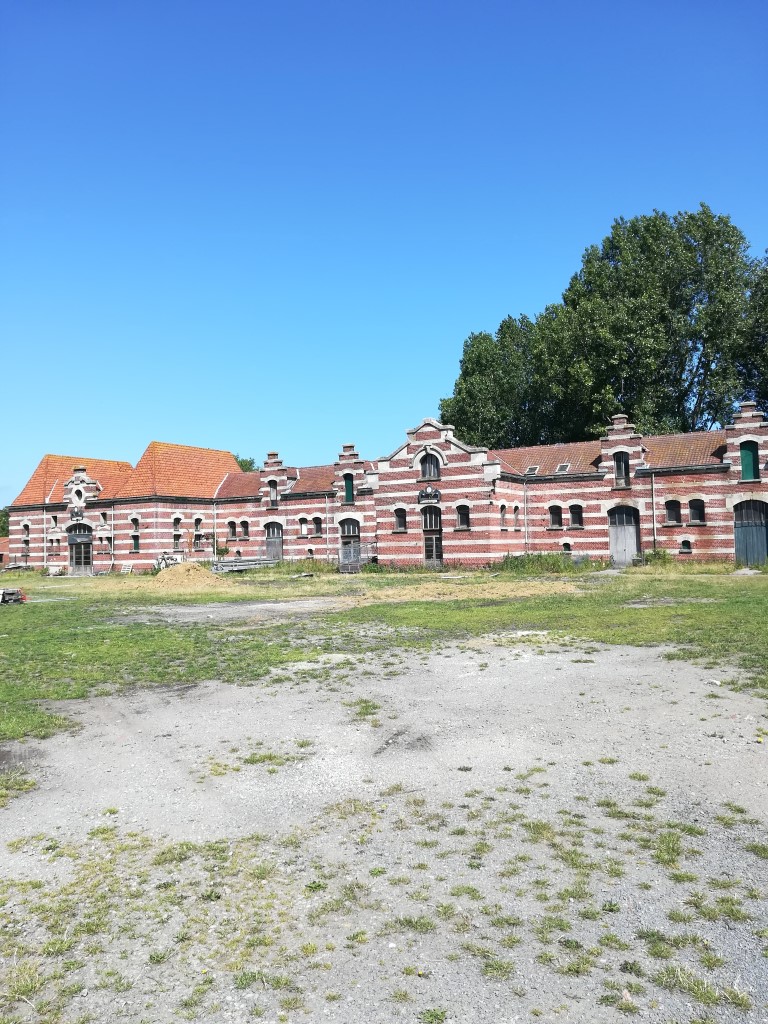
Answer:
[{"left": 418, "top": 485, "right": 441, "bottom": 504}]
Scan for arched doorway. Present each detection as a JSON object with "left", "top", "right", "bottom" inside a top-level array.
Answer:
[
  {"left": 734, "top": 500, "right": 768, "bottom": 565},
  {"left": 338, "top": 518, "right": 361, "bottom": 570},
  {"left": 608, "top": 505, "right": 640, "bottom": 566},
  {"left": 265, "top": 522, "right": 283, "bottom": 561},
  {"left": 422, "top": 506, "right": 443, "bottom": 568},
  {"left": 67, "top": 524, "right": 93, "bottom": 575}
]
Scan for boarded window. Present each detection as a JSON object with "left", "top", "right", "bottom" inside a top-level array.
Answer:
[
  {"left": 343, "top": 474, "right": 354, "bottom": 503},
  {"left": 740, "top": 441, "right": 760, "bottom": 481}
]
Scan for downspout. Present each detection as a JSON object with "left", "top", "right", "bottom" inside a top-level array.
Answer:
[
  {"left": 325, "top": 493, "right": 331, "bottom": 564},
  {"left": 213, "top": 473, "right": 230, "bottom": 562},
  {"left": 523, "top": 478, "right": 529, "bottom": 554},
  {"left": 651, "top": 471, "right": 657, "bottom": 553},
  {"left": 44, "top": 479, "right": 58, "bottom": 573},
  {"left": 110, "top": 504, "right": 116, "bottom": 570}
]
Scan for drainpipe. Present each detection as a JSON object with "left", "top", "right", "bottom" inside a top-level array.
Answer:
[
  {"left": 110, "top": 504, "right": 115, "bottom": 570},
  {"left": 325, "top": 494, "right": 331, "bottom": 564},
  {"left": 651, "top": 472, "right": 658, "bottom": 552},
  {"left": 523, "top": 478, "right": 529, "bottom": 554}
]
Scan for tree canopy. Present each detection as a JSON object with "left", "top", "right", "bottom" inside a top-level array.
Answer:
[
  {"left": 235, "top": 454, "right": 257, "bottom": 472},
  {"left": 440, "top": 204, "right": 766, "bottom": 446}
]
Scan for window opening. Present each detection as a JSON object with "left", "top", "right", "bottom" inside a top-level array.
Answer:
[
  {"left": 549, "top": 505, "right": 563, "bottom": 528},
  {"left": 740, "top": 441, "right": 760, "bottom": 481},
  {"left": 614, "top": 452, "right": 630, "bottom": 486},
  {"left": 240, "top": 521, "right": 249, "bottom": 538},
  {"left": 343, "top": 473, "right": 354, "bottom": 503},
  {"left": 394, "top": 508, "right": 407, "bottom": 531},
  {"left": 456, "top": 505, "right": 470, "bottom": 529},
  {"left": 688, "top": 499, "right": 705, "bottom": 524},
  {"left": 420, "top": 453, "right": 441, "bottom": 480},
  {"left": 569, "top": 504, "right": 583, "bottom": 527},
  {"left": 665, "top": 500, "right": 682, "bottom": 524}
]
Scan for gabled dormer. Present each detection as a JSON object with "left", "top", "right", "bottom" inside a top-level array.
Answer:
[
  {"left": 599, "top": 415, "right": 645, "bottom": 488},
  {"left": 333, "top": 444, "right": 366, "bottom": 504},
  {"left": 724, "top": 402, "right": 768, "bottom": 482}
]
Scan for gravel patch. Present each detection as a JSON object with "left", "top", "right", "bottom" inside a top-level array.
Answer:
[{"left": 1, "top": 641, "right": 766, "bottom": 1023}]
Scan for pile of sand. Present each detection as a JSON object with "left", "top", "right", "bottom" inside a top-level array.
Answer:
[{"left": 145, "top": 561, "right": 231, "bottom": 591}]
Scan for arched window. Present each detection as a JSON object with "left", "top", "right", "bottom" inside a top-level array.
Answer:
[
  {"left": 500, "top": 505, "right": 507, "bottom": 529},
  {"left": 173, "top": 517, "right": 182, "bottom": 549},
  {"left": 22, "top": 523, "right": 30, "bottom": 537},
  {"left": 343, "top": 473, "right": 354, "bottom": 504},
  {"left": 549, "top": 505, "right": 563, "bottom": 528},
  {"left": 421, "top": 506, "right": 442, "bottom": 532},
  {"left": 569, "top": 504, "right": 583, "bottom": 528},
  {"left": 339, "top": 518, "right": 359, "bottom": 537},
  {"left": 312, "top": 517, "right": 323, "bottom": 536},
  {"left": 680, "top": 539, "right": 692, "bottom": 553},
  {"left": 665, "top": 500, "right": 682, "bottom": 524},
  {"left": 298, "top": 517, "right": 308, "bottom": 536},
  {"left": 268, "top": 480, "right": 278, "bottom": 505},
  {"left": 456, "top": 505, "right": 471, "bottom": 529},
  {"left": 614, "top": 451, "right": 630, "bottom": 487},
  {"left": 420, "top": 453, "right": 441, "bottom": 481},
  {"left": 688, "top": 500, "right": 705, "bottom": 524},
  {"left": 394, "top": 508, "right": 407, "bottom": 532},
  {"left": 563, "top": 542, "right": 572, "bottom": 553},
  {"left": 740, "top": 441, "right": 760, "bottom": 481},
  {"left": 240, "top": 520, "right": 249, "bottom": 538},
  {"left": 130, "top": 517, "right": 140, "bottom": 552},
  {"left": 227, "top": 521, "right": 237, "bottom": 539},
  {"left": 513, "top": 505, "right": 520, "bottom": 528},
  {"left": 194, "top": 517, "right": 203, "bottom": 550}
]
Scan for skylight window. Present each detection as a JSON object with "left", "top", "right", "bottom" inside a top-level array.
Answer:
[
  {"left": 555, "top": 463, "right": 570, "bottom": 474},
  {"left": 524, "top": 466, "right": 539, "bottom": 475}
]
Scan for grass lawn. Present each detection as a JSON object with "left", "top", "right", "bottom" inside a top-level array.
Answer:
[{"left": 1, "top": 567, "right": 767, "bottom": 742}]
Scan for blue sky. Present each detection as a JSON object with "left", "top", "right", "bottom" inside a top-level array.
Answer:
[{"left": 2, "top": 0, "right": 766, "bottom": 506}]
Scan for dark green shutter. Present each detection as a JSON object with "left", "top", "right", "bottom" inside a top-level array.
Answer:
[{"left": 740, "top": 442, "right": 760, "bottom": 481}]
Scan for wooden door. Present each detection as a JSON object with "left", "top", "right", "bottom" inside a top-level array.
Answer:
[
  {"left": 608, "top": 506, "right": 640, "bottom": 566},
  {"left": 735, "top": 501, "right": 768, "bottom": 566}
]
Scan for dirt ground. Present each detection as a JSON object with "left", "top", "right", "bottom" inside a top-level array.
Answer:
[{"left": 1, "top": 622, "right": 767, "bottom": 1023}]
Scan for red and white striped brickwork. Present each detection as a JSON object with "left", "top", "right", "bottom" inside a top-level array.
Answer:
[{"left": 8, "top": 404, "right": 768, "bottom": 572}]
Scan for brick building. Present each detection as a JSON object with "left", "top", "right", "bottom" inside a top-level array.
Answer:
[{"left": 7, "top": 403, "right": 768, "bottom": 573}]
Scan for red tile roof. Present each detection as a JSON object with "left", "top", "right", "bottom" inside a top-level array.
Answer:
[
  {"left": 491, "top": 441, "right": 602, "bottom": 476},
  {"left": 12, "top": 454, "right": 133, "bottom": 506},
  {"left": 291, "top": 464, "right": 336, "bottom": 493},
  {"left": 109, "top": 442, "right": 241, "bottom": 499},
  {"left": 643, "top": 431, "right": 726, "bottom": 468},
  {"left": 492, "top": 429, "right": 727, "bottom": 475},
  {"left": 217, "top": 471, "right": 263, "bottom": 499}
]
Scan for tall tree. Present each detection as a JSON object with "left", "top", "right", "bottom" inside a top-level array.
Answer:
[
  {"left": 441, "top": 204, "right": 761, "bottom": 446},
  {"left": 235, "top": 454, "right": 257, "bottom": 472},
  {"left": 0, "top": 508, "right": 8, "bottom": 538}
]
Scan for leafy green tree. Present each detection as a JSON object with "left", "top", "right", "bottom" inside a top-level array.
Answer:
[
  {"left": 0, "top": 507, "right": 8, "bottom": 537},
  {"left": 743, "top": 257, "right": 768, "bottom": 412},
  {"left": 441, "top": 204, "right": 761, "bottom": 445},
  {"left": 235, "top": 454, "right": 257, "bottom": 472}
]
